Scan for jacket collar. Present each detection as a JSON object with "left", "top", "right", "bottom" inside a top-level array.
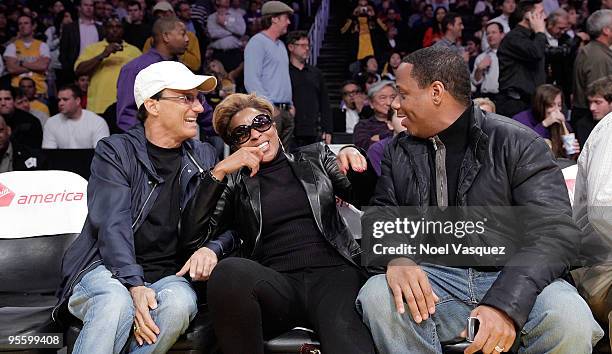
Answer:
[{"left": 125, "top": 124, "right": 199, "bottom": 183}]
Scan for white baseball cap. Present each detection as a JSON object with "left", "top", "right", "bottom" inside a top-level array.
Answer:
[{"left": 134, "top": 61, "right": 217, "bottom": 108}]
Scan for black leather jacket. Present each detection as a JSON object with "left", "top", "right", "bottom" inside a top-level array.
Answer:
[
  {"left": 182, "top": 143, "right": 377, "bottom": 266},
  {"left": 367, "top": 106, "right": 580, "bottom": 328}
]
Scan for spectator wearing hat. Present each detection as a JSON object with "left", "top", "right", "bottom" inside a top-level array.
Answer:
[
  {"left": 244, "top": 0, "right": 295, "bottom": 148},
  {"left": 117, "top": 16, "right": 190, "bottom": 132},
  {"left": 142, "top": 1, "right": 202, "bottom": 72},
  {"left": 55, "top": 61, "right": 220, "bottom": 354},
  {"left": 59, "top": 0, "right": 104, "bottom": 84},
  {"left": 74, "top": 17, "right": 141, "bottom": 115}
]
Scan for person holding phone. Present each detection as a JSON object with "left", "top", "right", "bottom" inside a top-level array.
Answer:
[{"left": 496, "top": 0, "right": 548, "bottom": 118}]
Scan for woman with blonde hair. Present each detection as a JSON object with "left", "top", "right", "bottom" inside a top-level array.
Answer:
[{"left": 181, "top": 93, "right": 377, "bottom": 354}]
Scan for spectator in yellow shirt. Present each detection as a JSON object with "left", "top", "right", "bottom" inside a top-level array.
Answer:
[
  {"left": 74, "top": 17, "right": 142, "bottom": 114},
  {"left": 19, "top": 77, "right": 50, "bottom": 118}
]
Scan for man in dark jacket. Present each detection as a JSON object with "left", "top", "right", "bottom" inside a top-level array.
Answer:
[
  {"left": 0, "top": 114, "right": 46, "bottom": 173},
  {"left": 59, "top": 0, "right": 104, "bottom": 84},
  {"left": 356, "top": 46, "right": 603, "bottom": 353},
  {"left": 54, "top": 61, "right": 221, "bottom": 353}
]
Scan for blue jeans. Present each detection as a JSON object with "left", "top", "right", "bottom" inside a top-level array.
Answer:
[
  {"left": 356, "top": 265, "right": 604, "bottom": 354},
  {"left": 68, "top": 265, "right": 198, "bottom": 354}
]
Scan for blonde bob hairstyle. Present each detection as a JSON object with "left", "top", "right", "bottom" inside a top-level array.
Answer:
[{"left": 213, "top": 93, "right": 275, "bottom": 145}]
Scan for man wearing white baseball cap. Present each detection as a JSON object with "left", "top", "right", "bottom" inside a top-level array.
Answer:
[{"left": 56, "top": 61, "right": 231, "bottom": 353}]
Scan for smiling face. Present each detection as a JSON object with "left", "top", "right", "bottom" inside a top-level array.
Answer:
[
  {"left": 392, "top": 63, "right": 439, "bottom": 138},
  {"left": 371, "top": 85, "right": 397, "bottom": 117},
  {"left": 229, "top": 107, "right": 280, "bottom": 163},
  {"left": 151, "top": 88, "right": 204, "bottom": 142}
]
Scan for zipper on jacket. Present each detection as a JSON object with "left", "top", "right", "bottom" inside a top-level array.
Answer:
[{"left": 132, "top": 183, "right": 157, "bottom": 229}]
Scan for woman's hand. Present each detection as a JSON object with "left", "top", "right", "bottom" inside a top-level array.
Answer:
[
  {"left": 542, "top": 108, "right": 565, "bottom": 128},
  {"left": 176, "top": 247, "right": 218, "bottom": 281},
  {"left": 212, "top": 146, "right": 264, "bottom": 179},
  {"left": 337, "top": 147, "right": 367, "bottom": 175}
]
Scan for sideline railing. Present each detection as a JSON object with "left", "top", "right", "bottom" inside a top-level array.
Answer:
[{"left": 307, "top": 0, "right": 330, "bottom": 66}]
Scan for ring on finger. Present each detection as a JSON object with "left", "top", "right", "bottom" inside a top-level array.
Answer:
[
  {"left": 133, "top": 323, "right": 139, "bottom": 333},
  {"left": 494, "top": 345, "right": 504, "bottom": 352}
]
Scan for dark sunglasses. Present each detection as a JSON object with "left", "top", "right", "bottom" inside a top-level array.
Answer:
[{"left": 228, "top": 114, "right": 273, "bottom": 145}]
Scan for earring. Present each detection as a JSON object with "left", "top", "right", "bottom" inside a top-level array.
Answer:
[{"left": 278, "top": 137, "right": 286, "bottom": 153}]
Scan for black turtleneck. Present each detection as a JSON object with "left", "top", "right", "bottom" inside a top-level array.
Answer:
[
  {"left": 429, "top": 106, "right": 471, "bottom": 206},
  {"left": 257, "top": 151, "right": 345, "bottom": 272}
]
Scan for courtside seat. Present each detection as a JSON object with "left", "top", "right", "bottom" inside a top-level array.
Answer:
[{"left": 0, "top": 171, "right": 87, "bottom": 352}]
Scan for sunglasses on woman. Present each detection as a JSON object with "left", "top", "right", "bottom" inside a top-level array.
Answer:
[{"left": 228, "top": 114, "right": 273, "bottom": 145}]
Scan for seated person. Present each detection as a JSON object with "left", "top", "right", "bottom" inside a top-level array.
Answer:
[
  {"left": 14, "top": 88, "right": 49, "bottom": 127},
  {"left": 575, "top": 75, "right": 612, "bottom": 146},
  {"left": 18, "top": 77, "right": 50, "bottom": 117},
  {"left": 473, "top": 97, "right": 496, "bottom": 113},
  {"left": 0, "top": 114, "right": 46, "bottom": 173},
  {"left": 356, "top": 46, "right": 603, "bottom": 354},
  {"left": 54, "top": 61, "right": 220, "bottom": 353},
  {"left": 367, "top": 108, "right": 406, "bottom": 176},
  {"left": 332, "top": 80, "right": 373, "bottom": 134},
  {"left": 513, "top": 84, "right": 580, "bottom": 158},
  {"left": 42, "top": 85, "right": 109, "bottom": 149},
  {"left": 0, "top": 86, "right": 42, "bottom": 149},
  {"left": 181, "top": 93, "right": 378, "bottom": 354},
  {"left": 353, "top": 80, "right": 396, "bottom": 150}
]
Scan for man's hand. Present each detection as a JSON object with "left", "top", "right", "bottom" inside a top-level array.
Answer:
[
  {"left": 336, "top": 147, "right": 366, "bottom": 174},
  {"left": 527, "top": 10, "right": 546, "bottom": 33},
  {"left": 101, "top": 42, "right": 123, "bottom": 58},
  {"left": 176, "top": 247, "right": 218, "bottom": 281},
  {"left": 478, "top": 55, "right": 492, "bottom": 70},
  {"left": 461, "top": 305, "right": 516, "bottom": 354},
  {"left": 130, "top": 286, "right": 160, "bottom": 346},
  {"left": 322, "top": 133, "right": 332, "bottom": 144},
  {"left": 386, "top": 258, "right": 439, "bottom": 323},
  {"left": 217, "top": 10, "right": 227, "bottom": 26},
  {"left": 370, "top": 134, "right": 380, "bottom": 142},
  {"left": 212, "top": 146, "right": 264, "bottom": 179}
]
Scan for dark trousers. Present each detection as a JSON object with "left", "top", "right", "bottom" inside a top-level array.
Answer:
[
  {"left": 212, "top": 48, "right": 243, "bottom": 72},
  {"left": 207, "top": 258, "right": 376, "bottom": 354}
]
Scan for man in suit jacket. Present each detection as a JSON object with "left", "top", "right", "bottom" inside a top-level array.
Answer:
[{"left": 59, "top": 0, "right": 104, "bottom": 83}]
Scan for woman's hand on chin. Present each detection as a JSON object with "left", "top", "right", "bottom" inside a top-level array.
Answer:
[
  {"left": 337, "top": 147, "right": 367, "bottom": 175},
  {"left": 212, "top": 146, "right": 265, "bottom": 179}
]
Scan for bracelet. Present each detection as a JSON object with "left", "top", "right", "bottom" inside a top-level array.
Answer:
[{"left": 209, "top": 170, "right": 223, "bottom": 183}]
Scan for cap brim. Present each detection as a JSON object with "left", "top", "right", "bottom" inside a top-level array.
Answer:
[{"left": 167, "top": 75, "right": 218, "bottom": 93}]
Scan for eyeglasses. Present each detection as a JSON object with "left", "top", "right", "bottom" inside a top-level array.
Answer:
[
  {"left": 292, "top": 42, "right": 310, "bottom": 48},
  {"left": 343, "top": 89, "right": 361, "bottom": 96},
  {"left": 228, "top": 114, "right": 273, "bottom": 145},
  {"left": 157, "top": 94, "right": 203, "bottom": 106}
]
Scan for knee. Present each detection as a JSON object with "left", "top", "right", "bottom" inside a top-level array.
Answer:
[
  {"left": 357, "top": 275, "right": 395, "bottom": 318},
  {"left": 526, "top": 281, "right": 603, "bottom": 347},
  {"left": 96, "top": 290, "right": 135, "bottom": 326},
  {"left": 157, "top": 287, "right": 197, "bottom": 323},
  {"left": 208, "top": 258, "right": 255, "bottom": 299}
]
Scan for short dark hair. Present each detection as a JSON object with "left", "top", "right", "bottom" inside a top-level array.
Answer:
[
  {"left": 58, "top": 84, "right": 83, "bottom": 98},
  {"left": 401, "top": 46, "right": 471, "bottom": 106},
  {"left": 0, "top": 86, "right": 17, "bottom": 99},
  {"left": 442, "top": 12, "right": 461, "bottom": 33},
  {"left": 18, "top": 77, "right": 35, "bottom": 86},
  {"left": 137, "top": 91, "right": 163, "bottom": 123},
  {"left": 341, "top": 80, "right": 360, "bottom": 92},
  {"left": 485, "top": 21, "right": 504, "bottom": 33},
  {"left": 127, "top": 0, "right": 141, "bottom": 9},
  {"left": 511, "top": 0, "right": 543, "bottom": 28},
  {"left": 286, "top": 30, "right": 308, "bottom": 45},
  {"left": 587, "top": 75, "right": 612, "bottom": 103}
]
